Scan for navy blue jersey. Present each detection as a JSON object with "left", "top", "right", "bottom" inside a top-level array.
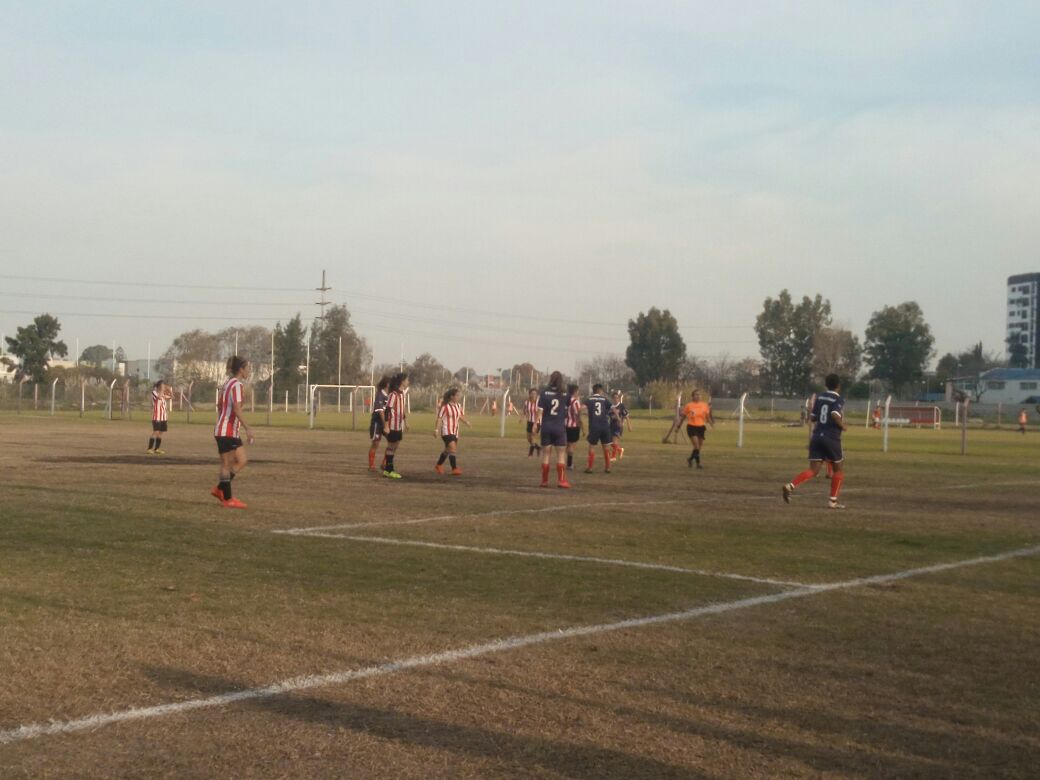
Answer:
[
  {"left": 611, "top": 402, "right": 629, "bottom": 421},
  {"left": 585, "top": 394, "right": 612, "bottom": 427},
  {"left": 538, "top": 388, "right": 567, "bottom": 431},
  {"left": 811, "top": 391, "right": 845, "bottom": 438},
  {"left": 372, "top": 390, "right": 389, "bottom": 415}
]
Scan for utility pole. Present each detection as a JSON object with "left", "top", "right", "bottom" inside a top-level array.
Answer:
[{"left": 315, "top": 270, "right": 332, "bottom": 327}]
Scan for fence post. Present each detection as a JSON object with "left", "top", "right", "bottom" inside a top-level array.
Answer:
[
  {"left": 500, "top": 389, "right": 510, "bottom": 438},
  {"left": 80, "top": 378, "right": 86, "bottom": 418},
  {"left": 284, "top": 390, "right": 288, "bottom": 414},
  {"left": 309, "top": 385, "right": 316, "bottom": 429},
  {"left": 186, "top": 381, "right": 194, "bottom": 424},
  {"left": 961, "top": 399, "right": 969, "bottom": 455},
  {"left": 736, "top": 392, "right": 748, "bottom": 448},
  {"left": 107, "top": 378, "right": 118, "bottom": 420},
  {"left": 882, "top": 395, "right": 892, "bottom": 453},
  {"left": 34, "top": 382, "right": 39, "bottom": 411},
  {"left": 351, "top": 388, "right": 357, "bottom": 431},
  {"left": 50, "top": 377, "right": 59, "bottom": 415}
]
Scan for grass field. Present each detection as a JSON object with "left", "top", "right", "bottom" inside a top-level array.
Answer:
[{"left": 1, "top": 410, "right": 1038, "bottom": 778}]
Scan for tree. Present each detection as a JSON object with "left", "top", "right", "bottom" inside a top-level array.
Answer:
[
  {"left": 755, "top": 290, "right": 831, "bottom": 396},
  {"left": 624, "top": 308, "right": 686, "bottom": 386},
  {"left": 811, "top": 327, "right": 862, "bottom": 384},
  {"left": 576, "top": 354, "right": 637, "bottom": 394},
  {"left": 1007, "top": 334, "right": 1029, "bottom": 369},
  {"left": 406, "top": 352, "right": 448, "bottom": 388},
  {"left": 864, "top": 302, "right": 935, "bottom": 395},
  {"left": 454, "top": 367, "right": 478, "bottom": 386},
  {"left": 80, "top": 344, "right": 114, "bottom": 369},
  {"left": 157, "top": 329, "right": 221, "bottom": 385},
  {"left": 936, "top": 342, "right": 1004, "bottom": 382},
  {"left": 4, "top": 314, "right": 68, "bottom": 383},
  {"left": 508, "top": 362, "right": 539, "bottom": 389},
  {"left": 273, "top": 315, "right": 307, "bottom": 391},
  {"left": 309, "top": 306, "right": 371, "bottom": 386}
]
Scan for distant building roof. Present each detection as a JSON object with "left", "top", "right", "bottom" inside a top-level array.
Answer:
[
  {"left": 1008, "top": 272, "right": 1040, "bottom": 284},
  {"left": 980, "top": 368, "right": 1040, "bottom": 381}
]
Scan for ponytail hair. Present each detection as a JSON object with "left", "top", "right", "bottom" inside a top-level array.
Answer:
[
  {"left": 389, "top": 372, "right": 408, "bottom": 391},
  {"left": 547, "top": 370, "right": 564, "bottom": 393},
  {"left": 226, "top": 356, "right": 248, "bottom": 376},
  {"left": 153, "top": 379, "right": 164, "bottom": 390},
  {"left": 377, "top": 376, "right": 390, "bottom": 392},
  {"left": 566, "top": 383, "right": 579, "bottom": 395},
  {"left": 442, "top": 387, "right": 459, "bottom": 405}
]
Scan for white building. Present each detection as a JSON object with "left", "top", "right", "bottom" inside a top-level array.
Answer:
[
  {"left": 976, "top": 368, "right": 1040, "bottom": 405},
  {"left": 1007, "top": 273, "right": 1040, "bottom": 368}
]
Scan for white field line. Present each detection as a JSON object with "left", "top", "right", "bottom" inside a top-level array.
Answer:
[
  {"left": 941, "top": 479, "right": 1039, "bottom": 491},
  {"left": 3, "top": 544, "right": 1038, "bottom": 746},
  {"left": 277, "top": 496, "right": 773, "bottom": 535},
  {"left": 295, "top": 531, "right": 812, "bottom": 589}
]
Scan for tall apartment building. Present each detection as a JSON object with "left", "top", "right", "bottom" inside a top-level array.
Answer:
[{"left": 1007, "top": 273, "right": 1040, "bottom": 369}]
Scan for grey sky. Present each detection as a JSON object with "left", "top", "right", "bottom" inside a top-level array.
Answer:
[{"left": 2, "top": 2, "right": 1038, "bottom": 374}]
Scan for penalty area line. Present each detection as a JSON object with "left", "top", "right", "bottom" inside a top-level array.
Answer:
[{"left": 2, "top": 544, "right": 1038, "bottom": 746}]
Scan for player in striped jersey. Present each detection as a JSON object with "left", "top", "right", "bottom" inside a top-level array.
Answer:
[
  {"left": 381, "top": 372, "right": 409, "bottom": 479},
  {"left": 537, "top": 371, "right": 571, "bottom": 488},
  {"left": 368, "top": 376, "right": 390, "bottom": 471},
  {"left": 434, "top": 387, "right": 470, "bottom": 475},
  {"left": 584, "top": 383, "right": 613, "bottom": 473},
  {"left": 211, "top": 356, "right": 255, "bottom": 509},
  {"left": 564, "top": 383, "right": 583, "bottom": 471},
  {"left": 521, "top": 388, "right": 541, "bottom": 457},
  {"left": 146, "top": 380, "right": 172, "bottom": 454}
]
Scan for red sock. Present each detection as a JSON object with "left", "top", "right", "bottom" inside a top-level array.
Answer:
[
  {"left": 368, "top": 450, "right": 375, "bottom": 469},
  {"left": 829, "top": 472, "right": 844, "bottom": 500},
  {"left": 556, "top": 463, "right": 566, "bottom": 482},
  {"left": 791, "top": 469, "right": 816, "bottom": 488},
  {"left": 604, "top": 451, "right": 612, "bottom": 468},
  {"left": 587, "top": 451, "right": 595, "bottom": 469},
  {"left": 541, "top": 464, "right": 550, "bottom": 483}
]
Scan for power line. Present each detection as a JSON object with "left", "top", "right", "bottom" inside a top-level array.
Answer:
[{"left": 0, "top": 273, "right": 312, "bottom": 293}]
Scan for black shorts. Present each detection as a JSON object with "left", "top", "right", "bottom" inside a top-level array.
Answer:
[
  {"left": 386, "top": 430, "right": 403, "bottom": 444},
  {"left": 610, "top": 425, "right": 623, "bottom": 439},
  {"left": 566, "top": 426, "right": 581, "bottom": 444},
  {"left": 441, "top": 434, "right": 458, "bottom": 446},
  {"left": 526, "top": 421, "right": 535, "bottom": 434},
  {"left": 215, "top": 436, "right": 242, "bottom": 454},
  {"left": 686, "top": 425, "right": 706, "bottom": 440},
  {"left": 587, "top": 426, "right": 611, "bottom": 446},
  {"left": 809, "top": 435, "right": 843, "bottom": 463},
  {"left": 152, "top": 421, "right": 168, "bottom": 433},
  {"left": 540, "top": 427, "right": 567, "bottom": 448},
  {"left": 369, "top": 415, "right": 384, "bottom": 441}
]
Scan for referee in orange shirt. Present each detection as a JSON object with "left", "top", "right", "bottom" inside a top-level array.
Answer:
[{"left": 679, "top": 389, "right": 714, "bottom": 469}]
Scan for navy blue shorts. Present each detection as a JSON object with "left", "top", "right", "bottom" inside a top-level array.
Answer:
[
  {"left": 587, "top": 426, "right": 611, "bottom": 446},
  {"left": 809, "top": 435, "right": 843, "bottom": 463},
  {"left": 540, "top": 426, "right": 567, "bottom": 448},
  {"left": 369, "top": 415, "right": 384, "bottom": 441},
  {"left": 566, "top": 426, "right": 581, "bottom": 444}
]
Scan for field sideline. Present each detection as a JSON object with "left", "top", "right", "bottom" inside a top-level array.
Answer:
[{"left": 1, "top": 411, "right": 1038, "bottom": 777}]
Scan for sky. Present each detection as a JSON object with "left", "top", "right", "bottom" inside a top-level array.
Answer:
[{"left": 1, "top": 1, "right": 1038, "bottom": 376}]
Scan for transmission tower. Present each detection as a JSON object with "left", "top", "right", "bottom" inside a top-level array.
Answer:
[{"left": 315, "top": 270, "right": 332, "bottom": 328}]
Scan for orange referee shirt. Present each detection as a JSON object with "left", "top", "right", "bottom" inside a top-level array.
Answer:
[{"left": 683, "top": 401, "right": 711, "bottom": 427}]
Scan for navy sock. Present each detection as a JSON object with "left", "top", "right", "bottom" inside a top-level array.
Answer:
[
  {"left": 437, "top": 452, "right": 448, "bottom": 466},
  {"left": 219, "top": 479, "right": 231, "bottom": 500},
  {"left": 449, "top": 455, "right": 457, "bottom": 469}
]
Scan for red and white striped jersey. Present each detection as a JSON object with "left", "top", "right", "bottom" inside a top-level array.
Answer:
[
  {"left": 214, "top": 378, "right": 243, "bottom": 438},
  {"left": 438, "top": 402, "right": 463, "bottom": 437},
  {"left": 565, "top": 395, "right": 581, "bottom": 428},
  {"left": 524, "top": 400, "right": 538, "bottom": 423},
  {"left": 151, "top": 390, "right": 168, "bottom": 422},
  {"left": 385, "top": 389, "right": 406, "bottom": 431}
]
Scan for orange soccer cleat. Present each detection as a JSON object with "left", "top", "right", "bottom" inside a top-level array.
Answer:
[
  {"left": 558, "top": 480, "right": 572, "bottom": 489},
  {"left": 222, "top": 497, "right": 248, "bottom": 509},
  {"left": 210, "top": 486, "right": 224, "bottom": 502},
  {"left": 451, "top": 468, "right": 463, "bottom": 476},
  {"left": 434, "top": 464, "right": 445, "bottom": 474}
]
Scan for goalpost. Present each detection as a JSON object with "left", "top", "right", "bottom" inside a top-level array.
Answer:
[{"left": 308, "top": 385, "right": 376, "bottom": 430}]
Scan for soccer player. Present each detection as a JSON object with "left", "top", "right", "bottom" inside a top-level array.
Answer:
[
  {"left": 1018, "top": 408, "right": 1028, "bottom": 434},
  {"left": 368, "top": 376, "right": 390, "bottom": 471},
  {"left": 435, "top": 387, "right": 470, "bottom": 475},
  {"left": 211, "top": 356, "right": 255, "bottom": 509},
  {"left": 564, "top": 383, "right": 583, "bottom": 471},
  {"left": 382, "top": 372, "right": 409, "bottom": 479},
  {"left": 782, "top": 373, "right": 847, "bottom": 510},
  {"left": 522, "top": 388, "right": 541, "bottom": 457},
  {"left": 537, "top": 371, "right": 571, "bottom": 488},
  {"left": 680, "top": 389, "right": 714, "bottom": 469},
  {"left": 584, "top": 383, "right": 613, "bottom": 473},
  {"left": 146, "top": 379, "right": 172, "bottom": 454},
  {"left": 609, "top": 391, "right": 631, "bottom": 460}
]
